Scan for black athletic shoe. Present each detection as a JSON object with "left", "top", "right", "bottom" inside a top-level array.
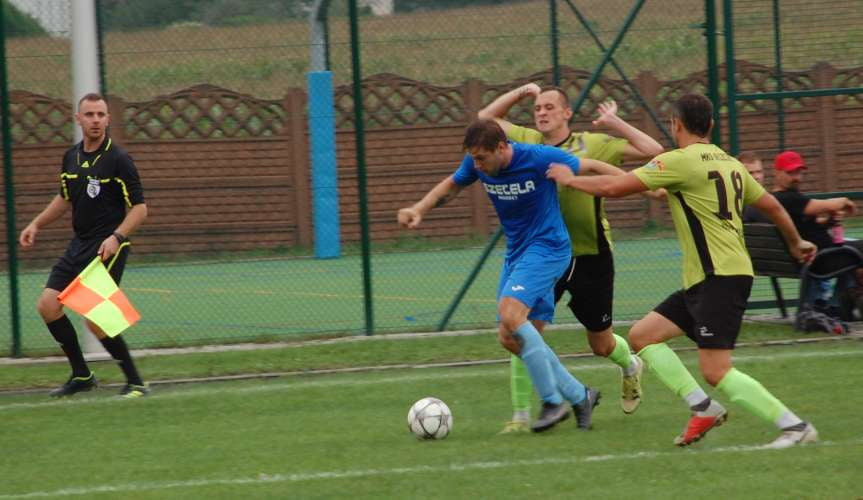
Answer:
[
  {"left": 531, "top": 402, "right": 570, "bottom": 433},
  {"left": 573, "top": 388, "right": 601, "bottom": 429},
  {"left": 49, "top": 373, "right": 98, "bottom": 398},
  {"left": 118, "top": 383, "right": 150, "bottom": 399}
]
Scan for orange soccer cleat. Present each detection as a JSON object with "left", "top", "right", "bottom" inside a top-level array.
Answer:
[{"left": 673, "top": 407, "right": 728, "bottom": 446}]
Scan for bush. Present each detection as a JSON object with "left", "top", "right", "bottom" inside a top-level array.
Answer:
[
  {"left": 395, "top": 0, "right": 532, "bottom": 13},
  {"left": 3, "top": 0, "right": 48, "bottom": 38},
  {"left": 101, "top": 0, "right": 308, "bottom": 31}
]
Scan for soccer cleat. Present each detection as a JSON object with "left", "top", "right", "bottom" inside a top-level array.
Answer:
[
  {"left": 674, "top": 407, "right": 728, "bottom": 446},
  {"left": 531, "top": 402, "right": 570, "bottom": 433},
  {"left": 621, "top": 356, "right": 644, "bottom": 414},
  {"left": 49, "top": 372, "right": 98, "bottom": 398},
  {"left": 498, "top": 420, "right": 530, "bottom": 434},
  {"left": 118, "top": 383, "right": 150, "bottom": 399},
  {"left": 573, "top": 387, "right": 601, "bottom": 429},
  {"left": 764, "top": 422, "right": 819, "bottom": 449}
]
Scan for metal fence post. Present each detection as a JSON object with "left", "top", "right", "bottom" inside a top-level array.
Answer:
[
  {"left": 549, "top": 0, "right": 560, "bottom": 86},
  {"left": 771, "top": 0, "right": 785, "bottom": 151},
  {"left": 348, "top": 0, "right": 374, "bottom": 335},
  {"left": 0, "top": 2, "right": 22, "bottom": 357},
  {"left": 722, "top": 0, "right": 739, "bottom": 155},
  {"left": 705, "top": 0, "right": 721, "bottom": 146}
]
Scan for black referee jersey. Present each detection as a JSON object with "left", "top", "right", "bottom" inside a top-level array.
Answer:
[{"left": 59, "top": 135, "right": 145, "bottom": 240}]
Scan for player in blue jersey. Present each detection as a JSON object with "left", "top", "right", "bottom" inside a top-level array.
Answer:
[{"left": 398, "top": 119, "right": 620, "bottom": 432}]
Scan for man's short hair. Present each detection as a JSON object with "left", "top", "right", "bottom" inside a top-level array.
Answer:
[
  {"left": 463, "top": 119, "right": 507, "bottom": 151},
  {"left": 538, "top": 85, "right": 570, "bottom": 108},
  {"left": 737, "top": 151, "right": 761, "bottom": 164},
  {"left": 78, "top": 92, "right": 106, "bottom": 110},
  {"left": 672, "top": 93, "right": 713, "bottom": 137}
]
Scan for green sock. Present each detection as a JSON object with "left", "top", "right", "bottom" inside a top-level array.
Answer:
[
  {"left": 607, "top": 333, "right": 633, "bottom": 370},
  {"left": 510, "top": 354, "right": 532, "bottom": 413},
  {"left": 716, "top": 367, "right": 788, "bottom": 424},
  {"left": 638, "top": 343, "right": 701, "bottom": 399}
]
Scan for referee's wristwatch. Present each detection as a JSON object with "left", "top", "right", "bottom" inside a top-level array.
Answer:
[{"left": 112, "top": 232, "right": 128, "bottom": 244}]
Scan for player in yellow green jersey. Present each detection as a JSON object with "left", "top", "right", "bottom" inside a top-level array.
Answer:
[
  {"left": 479, "top": 83, "right": 663, "bottom": 432},
  {"left": 547, "top": 93, "right": 819, "bottom": 449}
]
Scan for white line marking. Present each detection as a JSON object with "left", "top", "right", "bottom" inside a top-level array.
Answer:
[
  {"left": 1, "top": 438, "right": 860, "bottom": 498},
  {"left": 0, "top": 347, "right": 860, "bottom": 413}
]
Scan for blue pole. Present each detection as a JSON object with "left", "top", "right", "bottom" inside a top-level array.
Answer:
[{"left": 307, "top": 71, "right": 340, "bottom": 259}]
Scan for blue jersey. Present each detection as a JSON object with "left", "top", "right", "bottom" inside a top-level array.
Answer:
[{"left": 452, "top": 142, "right": 580, "bottom": 262}]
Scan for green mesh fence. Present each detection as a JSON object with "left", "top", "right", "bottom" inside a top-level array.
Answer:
[
  {"left": 730, "top": 0, "right": 863, "bottom": 71},
  {"left": 7, "top": 0, "right": 853, "bottom": 356}
]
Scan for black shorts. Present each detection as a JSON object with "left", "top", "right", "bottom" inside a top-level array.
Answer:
[
  {"left": 654, "top": 275, "right": 753, "bottom": 350},
  {"left": 46, "top": 236, "right": 130, "bottom": 292},
  {"left": 554, "top": 251, "right": 614, "bottom": 332}
]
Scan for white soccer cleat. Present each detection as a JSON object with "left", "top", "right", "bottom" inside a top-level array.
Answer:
[
  {"left": 764, "top": 422, "right": 818, "bottom": 449},
  {"left": 621, "top": 356, "right": 644, "bottom": 414}
]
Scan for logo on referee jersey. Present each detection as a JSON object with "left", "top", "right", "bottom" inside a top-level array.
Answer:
[
  {"left": 86, "top": 178, "right": 101, "bottom": 198},
  {"left": 511, "top": 285, "right": 525, "bottom": 292}
]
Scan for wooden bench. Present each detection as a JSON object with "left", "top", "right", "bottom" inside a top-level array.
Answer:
[{"left": 744, "top": 222, "right": 863, "bottom": 318}]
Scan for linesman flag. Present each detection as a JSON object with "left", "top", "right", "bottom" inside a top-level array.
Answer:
[{"left": 58, "top": 257, "right": 141, "bottom": 337}]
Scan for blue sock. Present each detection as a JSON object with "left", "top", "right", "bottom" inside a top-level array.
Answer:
[
  {"left": 545, "top": 344, "right": 586, "bottom": 405},
  {"left": 514, "top": 322, "right": 563, "bottom": 405}
]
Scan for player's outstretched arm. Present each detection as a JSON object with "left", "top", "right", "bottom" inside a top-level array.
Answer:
[
  {"left": 477, "top": 83, "right": 541, "bottom": 134},
  {"left": 592, "top": 100, "right": 663, "bottom": 161},
  {"left": 578, "top": 158, "right": 625, "bottom": 176},
  {"left": 547, "top": 167, "right": 648, "bottom": 199},
  {"left": 752, "top": 192, "right": 817, "bottom": 263},
  {"left": 19, "top": 195, "right": 71, "bottom": 249},
  {"left": 574, "top": 158, "right": 666, "bottom": 199},
  {"left": 397, "top": 175, "right": 464, "bottom": 229}
]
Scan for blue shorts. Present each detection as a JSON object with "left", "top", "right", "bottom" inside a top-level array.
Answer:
[{"left": 497, "top": 245, "right": 570, "bottom": 323}]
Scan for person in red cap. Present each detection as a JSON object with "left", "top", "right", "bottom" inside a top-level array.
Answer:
[{"left": 773, "top": 150, "right": 862, "bottom": 313}]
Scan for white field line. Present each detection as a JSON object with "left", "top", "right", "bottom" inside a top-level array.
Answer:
[
  {"left": 3, "top": 335, "right": 861, "bottom": 395},
  {"left": 3, "top": 323, "right": 856, "bottom": 367},
  {"left": 0, "top": 347, "right": 861, "bottom": 413},
  {"left": 1, "top": 438, "right": 861, "bottom": 499}
]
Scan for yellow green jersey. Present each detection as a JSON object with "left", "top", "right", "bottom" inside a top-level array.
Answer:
[
  {"left": 507, "top": 124, "right": 627, "bottom": 256},
  {"left": 632, "top": 143, "right": 766, "bottom": 289}
]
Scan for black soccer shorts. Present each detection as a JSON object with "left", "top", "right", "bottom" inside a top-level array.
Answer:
[
  {"left": 46, "top": 236, "right": 131, "bottom": 292},
  {"left": 553, "top": 251, "right": 615, "bottom": 332},
  {"left": 654, "top": 275, "right": 753, "bottom": 350}
]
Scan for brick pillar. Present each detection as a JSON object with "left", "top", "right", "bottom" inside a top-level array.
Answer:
[
  {"left": 286, "top": 87, "right": 312, "bottom": 247},
  {"left": 106, "top": 95, "right": 126, "bottom": 147},
  {"left": 463, "top": 78, "right": 490, "bottom": 236},
  {"left": 635, "top": 71, "right": 665, "bottom": 226},
  {"left": 814, "top": 62, "right": 838, "bottom": 192}
]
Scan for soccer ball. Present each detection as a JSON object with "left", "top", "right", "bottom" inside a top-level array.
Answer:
[{"left": 407, "top": 397, "right": 453, "bottom": 440}]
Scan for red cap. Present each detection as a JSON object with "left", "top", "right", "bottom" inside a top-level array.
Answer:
[{"left": 774, "top": 151, "right": 805, "bottom": 172}]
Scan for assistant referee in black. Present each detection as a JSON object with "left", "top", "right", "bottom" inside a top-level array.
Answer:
[{"left": 20, "top": 93, "right": 149, "bottom": 398}]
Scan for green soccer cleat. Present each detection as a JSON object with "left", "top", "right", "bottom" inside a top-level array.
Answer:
[
  {"left": 498, "top": 419, "right": 530, "bottom": 435},
  {"left": 621, "top": 356, "right": 644, "bottom": 414},
  {"left": 118, "top": 383, "right": 150, "bottom": 399},
  {"left": 49, "top": 373, "right": 98, "bottom": 398}
]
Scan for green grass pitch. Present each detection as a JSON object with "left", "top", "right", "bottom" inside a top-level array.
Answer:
[{"left": 0, "top": 337, "right": 860, "bottom": 498}]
